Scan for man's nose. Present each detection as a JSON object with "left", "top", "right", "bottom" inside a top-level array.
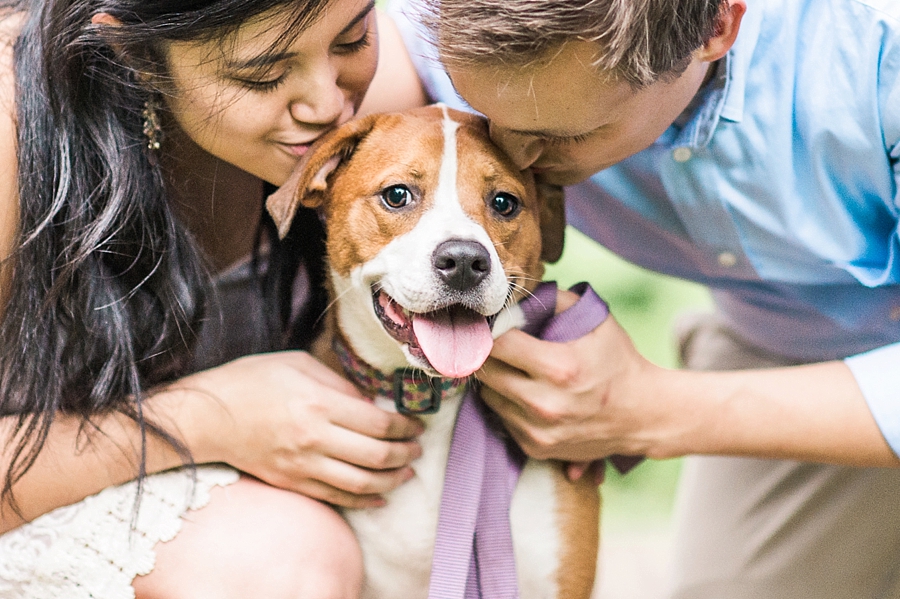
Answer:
[{"left": 489, "top": 125, "right": 544, "bottom": 170}]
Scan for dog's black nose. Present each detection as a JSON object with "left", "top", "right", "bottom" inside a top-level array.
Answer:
[{"left": 432, "top": 240, "right": 491, "bottom": 291}]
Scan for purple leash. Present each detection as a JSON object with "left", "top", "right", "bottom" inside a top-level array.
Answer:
[{"left": 427, "top": 282, "right": 643, "bottom": 599}]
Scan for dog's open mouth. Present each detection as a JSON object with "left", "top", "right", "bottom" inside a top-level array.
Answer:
[{"left": 372, "top": 289, "right": 494, "bottom": 379}]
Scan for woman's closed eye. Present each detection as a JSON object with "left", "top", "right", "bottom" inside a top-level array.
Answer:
[
  {"left": 227, "top": 11, "right": 371, "bottom": 93},
  {"left": 332, "top": 10, "right": 373, "bottom": 55},
  {"left": 333, "top": 27, "right": 371, "bottom": 55},
  {"left": 233, "top": 69, "right": 290, "bottom": 92}
]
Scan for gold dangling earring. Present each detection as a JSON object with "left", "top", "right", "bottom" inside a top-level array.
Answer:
[{"left": 142, "top": 97, "right": 163, "bottom": 151}]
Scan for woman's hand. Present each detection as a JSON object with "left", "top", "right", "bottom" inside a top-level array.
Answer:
[{"left": 156, "top": 351, "right": 424, "bottom": 508}]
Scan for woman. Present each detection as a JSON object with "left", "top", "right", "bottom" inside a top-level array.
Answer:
[{"left": 0, "top": 0, "right": 425, "bottom": 596}]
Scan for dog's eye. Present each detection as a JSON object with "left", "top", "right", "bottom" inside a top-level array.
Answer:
[
  {"left": 381, "top": 185, "right": 413, "bottom": 209},
  {"left": 490, "top": 192, "right": 520, "bottom": 217}
]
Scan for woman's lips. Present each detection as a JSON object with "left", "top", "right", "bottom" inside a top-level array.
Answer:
[{"left": 280, "top": 143, "right": 311, "bottom": 157}]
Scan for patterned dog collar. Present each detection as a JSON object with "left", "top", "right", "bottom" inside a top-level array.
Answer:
[{"left": 332, "top": 337, "right": 467, "bottom": 415}]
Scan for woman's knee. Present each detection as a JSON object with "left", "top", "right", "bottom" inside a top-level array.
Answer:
[{"left": 134, "top": 475, "right": 362, "bottom": 599}]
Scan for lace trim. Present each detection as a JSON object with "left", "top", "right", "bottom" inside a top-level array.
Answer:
[{"left": 0, "top": 464, "right": 239, "bottom": 599}]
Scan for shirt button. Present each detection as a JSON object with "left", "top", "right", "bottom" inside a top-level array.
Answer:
[
  {"left": 672, "top": 147, "right": 693, "bottom": 162},
  {"left": 890, "top": 306, "right": 900, "bottom": 322},
  {"left": 717, "top": 251, "right": 738, "bottom": 267}
]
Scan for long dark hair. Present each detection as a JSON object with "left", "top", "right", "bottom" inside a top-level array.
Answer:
[{"left": 0, "top": 0, "right": 329, "bottom": 510}]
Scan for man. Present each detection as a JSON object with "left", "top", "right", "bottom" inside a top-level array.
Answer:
[{"left": 389, "top": 0, "right": 900, "bottom": 597}]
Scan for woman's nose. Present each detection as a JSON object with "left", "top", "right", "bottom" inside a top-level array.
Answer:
[
  {"left": 289, "top": 66, "right": 349, "bottom": 126},
  {"left": 489, "top": 125, "right": 544, "bottom": 170}
]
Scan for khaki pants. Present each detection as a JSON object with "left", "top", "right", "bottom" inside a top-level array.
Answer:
[{"left": 667, "top": 313, "right": 900, "bottom": 599}]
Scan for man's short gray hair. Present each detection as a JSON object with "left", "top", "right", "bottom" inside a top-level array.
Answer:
[{"left": 420, "top": 0, "right": 727, "bottom": 87}]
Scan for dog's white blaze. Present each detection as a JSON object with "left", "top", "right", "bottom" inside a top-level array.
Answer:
[
  {"left": 377, "top": 105, "right": 507, "bottom": 315},
  {"left": 435, "top": 104, "right": 460, "bottom": 212},
  {"left": 511, "top": 461, "right": 562, "bottom": 598}
]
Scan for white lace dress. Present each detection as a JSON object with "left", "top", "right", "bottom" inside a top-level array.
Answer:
[
  {"left": 0, "top": 465, "right": 239, "bottom": 599},
  {"left": 0, "top": 256, "right": 303, "bottom": 598}
]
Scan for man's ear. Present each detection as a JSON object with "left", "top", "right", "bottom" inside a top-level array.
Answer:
[
  {"left": 696, "top": 0, "right": 746, "bottom": 63},
  {"left": 266, "top": 113, "right": 385, "bottom": 238},
  {"left": 536, "top": 181, "right": 566, "bottom": 264}
]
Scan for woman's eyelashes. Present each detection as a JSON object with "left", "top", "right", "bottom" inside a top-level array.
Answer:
[
  {"left": 229, "top": 25, "right": 371, "bottom": 93},
  {"left": 234, "top": 70, "right": 289, "bottom": 92},
  {"left": 334, "top": 27, "right": 372, "bottom": 55}
]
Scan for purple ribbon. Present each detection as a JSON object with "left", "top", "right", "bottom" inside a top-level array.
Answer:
[
  {"left": 427, "top": 282, "right": 643, "bottom": 599},
  {"left": 522, "top": 282, "right": 644, "bottom": 476}
]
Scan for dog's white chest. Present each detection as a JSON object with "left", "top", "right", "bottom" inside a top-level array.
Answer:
[
  {"left": 343, "top": 392, "right": 563, "bottom": 599},
  {"left": 344, "top": 393, "right": 461, "bottom": 599}
]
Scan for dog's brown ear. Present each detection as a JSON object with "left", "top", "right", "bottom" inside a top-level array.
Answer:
[
  {"left": 536, "top": 181, "right": 566, "bottom": 263},
  {"left": 266, "top": 114, "right": 381, "bottom": 239}
]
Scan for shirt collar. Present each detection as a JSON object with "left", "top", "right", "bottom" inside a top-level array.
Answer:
[{"left": 672, "top": 1, "right": 764, "bottom": 148}]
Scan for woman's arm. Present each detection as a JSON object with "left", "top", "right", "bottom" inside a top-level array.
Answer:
[
  {"left": 478, "top": 315, "right": 899, "bottom": 468},
  {"left": 1, "top": 351, "right": 424, "bottom": 534},
  {"left": 357, "top": 10, "right": 428, "bottom": 116},
  {"left": 0, "top": 408, "right": 185, "bottom": 534}
]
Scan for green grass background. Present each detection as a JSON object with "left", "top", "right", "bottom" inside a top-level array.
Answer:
[{"left": 544, "top": 227, "right": 713, "bottom": 532}]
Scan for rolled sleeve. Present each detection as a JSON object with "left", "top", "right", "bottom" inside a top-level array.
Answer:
[{"left": 845, "top": 342, "right": 900, "bottom": 456}]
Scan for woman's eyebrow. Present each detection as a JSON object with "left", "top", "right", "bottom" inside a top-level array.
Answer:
[
  {"left": 226, "top": 0, "right": 376, "bottom": 70},
  {"left": 341, "top": 1, "right": 377, "bottom": 35}
]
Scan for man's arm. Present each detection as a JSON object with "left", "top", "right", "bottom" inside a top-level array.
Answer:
[{"left": 478, "top": 317, "right": 900, "bottom": 468}]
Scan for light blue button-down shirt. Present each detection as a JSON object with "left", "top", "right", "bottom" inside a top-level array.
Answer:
[{"left": 390, "top": 0, "right": 900, "bottom": 454}]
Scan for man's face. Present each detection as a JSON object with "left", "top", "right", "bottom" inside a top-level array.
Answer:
[{"left": 449, "top": 41, "right": 712, "bottom": 186}]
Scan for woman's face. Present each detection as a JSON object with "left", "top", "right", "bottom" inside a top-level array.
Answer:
[{"left": 162, "top": 0, "right": 378, "bottom": 186}]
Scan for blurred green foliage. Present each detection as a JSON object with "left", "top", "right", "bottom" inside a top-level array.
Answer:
[{"left": 544, "top": 227, "right": 713, "bottom": 531}]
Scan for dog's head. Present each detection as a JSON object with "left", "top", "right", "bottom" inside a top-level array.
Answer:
[{"left": 267, "top": 105, "right": 564, "bottom": 379}]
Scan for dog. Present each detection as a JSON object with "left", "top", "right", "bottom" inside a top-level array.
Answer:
[{"left": 267, "top": 104, "right": 600, "bottom": 599}]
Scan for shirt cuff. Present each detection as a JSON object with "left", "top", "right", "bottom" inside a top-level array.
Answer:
[{"left": 845, "top": 342, "right": 900, "bottom": 456}]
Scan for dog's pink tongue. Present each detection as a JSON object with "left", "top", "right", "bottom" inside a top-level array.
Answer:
[{"left": 411, "top": 307, "right": 493, "bottom": 378}]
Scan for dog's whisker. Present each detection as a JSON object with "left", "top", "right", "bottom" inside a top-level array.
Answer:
[
  {"left": 506, "top": 272, "right": 544, "bottom": 286},
  {"left": 507, "top": 280, "right": 538, "bottom": 300},
  {"left": 321, "top": 283, "right": 356, "bottom": 316}
]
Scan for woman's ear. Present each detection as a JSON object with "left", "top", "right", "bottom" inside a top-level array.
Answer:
[
  {"left": 91, "top": 12, "right": 160, "bottom": 85},
  {"left": 696, "top": 0, "right": 746, "bottom": 63},
  {"left": 90, "top": 12, "right": 122, "bottom": 28}
]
